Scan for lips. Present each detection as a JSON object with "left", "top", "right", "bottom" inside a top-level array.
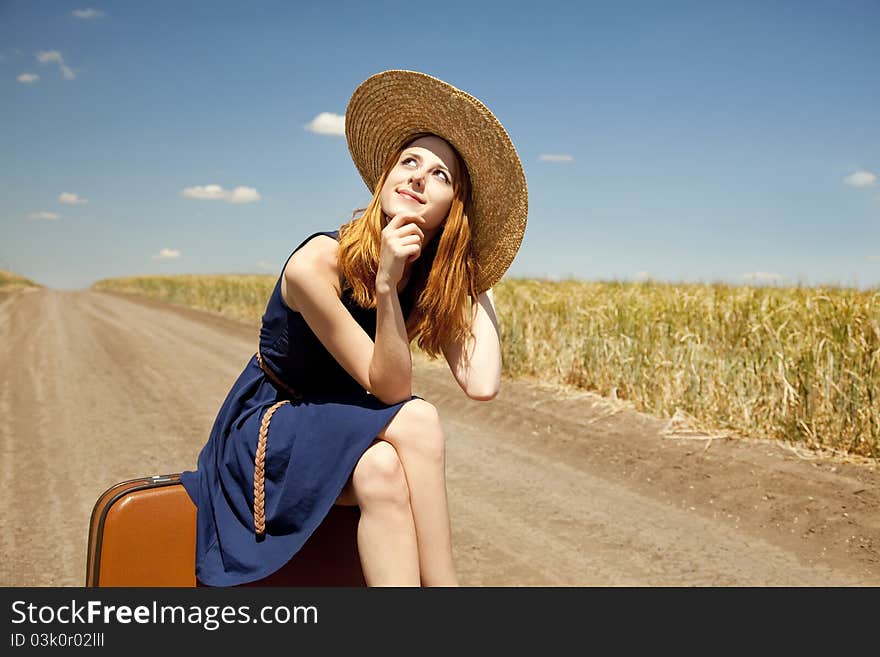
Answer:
[{"left": 397, "top": 189, "right": 424, "bottom": 204}]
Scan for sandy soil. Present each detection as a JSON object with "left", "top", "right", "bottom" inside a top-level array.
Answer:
[{"left": 1, "top": 287, "right": 878, "bottom": 586}]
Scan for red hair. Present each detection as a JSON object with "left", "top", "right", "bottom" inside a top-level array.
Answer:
[{"left": 337, "top": 134, "right": 478, "bottom": 359}]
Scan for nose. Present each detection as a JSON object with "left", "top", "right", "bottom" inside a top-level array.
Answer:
[{"left": 408, "top": 168, "right": 425, "bottom": 189}]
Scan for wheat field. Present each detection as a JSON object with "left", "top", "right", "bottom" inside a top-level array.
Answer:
[
  {"left": 91, "top": 274, "right": 880, "bottom": 458},
  {"left": 0, "top": 270, "right": 41, "bottom": 289}
]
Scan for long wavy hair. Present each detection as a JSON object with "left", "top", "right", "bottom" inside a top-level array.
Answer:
[{"left": 337, "top": 133, "right": 478, "bottom": 360}]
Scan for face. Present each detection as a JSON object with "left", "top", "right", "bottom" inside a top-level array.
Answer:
[{"left": 379, "top": 135, "right": 459, "bottom": 246}]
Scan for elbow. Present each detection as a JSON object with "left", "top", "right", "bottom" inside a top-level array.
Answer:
[
  {"left": 465, "top": 370, "right": 501, "bottom": 401},
  {"left": 369, "top": 377, "right": 413, "bottom": 406},
  {"left": 467, "top": 383, "right": 499, "bottom": 402},
  {"left": 368, "top": 362, "right": 413, "bottom": 406}
]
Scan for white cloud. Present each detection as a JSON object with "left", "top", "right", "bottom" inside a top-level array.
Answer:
[
  {"left": 305, "top": 112, "right": 345, "bottom": 136},
  {"left": 181, "top": 184, "right": 226, "bottom": 200},
  {"left": 17, "top": 73, "right": 39, "bottom": 83},
  {"left": 59, "top": 192, "right": 87, "bottom": 205},
  {"left": 256, "top": 260, "right": 276, "bottom": 272},
  {"left": 72, "top": 8, "right": 106, "bottom": 19},
  {"left": 539, "top": 154, "right": 574, "bottom": 163},
  {"left": 741, "top": 271, "right": 784, "bottom": 284},
  {"left": 180, "top": 184, "right": 261, "bottom": 204},
  {"left": 866, "top": 255, "right": 880, "bottom": 262},
  {"left": 844, "top": 170, "right": 876, "bottom": 188},
  {"left": 36, "top": 50, "right": 76, "bottom": 80},
  {"left": 227, "top": 186, "right": 261, "bottom": 204},
  {"left": 28, "top": 211, "right": 61, "bottom": 220},
  {"left": 635, "top": 271, "right": 651, "bottom": 280},
  {"left": 37, "top": 50, "right": 64, "bottom": 65},
  {"left": 153, "top": 248, "right": 181, "bottom": 260}
]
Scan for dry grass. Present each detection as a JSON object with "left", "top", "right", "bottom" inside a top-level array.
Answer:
[
  {"left": 496, "top": 278, "right": 879, "bottom": 459},
  {"left": 91, "top": 274, "right": 880, "bottom": 459},
  {"left": 0, "top": 270, "right": 41, "bottom": 289},
  {"left": 92, "top": 274, "right": 276, "bottom": 324}
]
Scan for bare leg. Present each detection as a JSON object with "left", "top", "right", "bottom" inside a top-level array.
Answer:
[
  {"left": 377, "top": 399, "right": 459, "bottom": 586},
  {"left": 335, "top": 440, "right": 419, "bottom": 586}
]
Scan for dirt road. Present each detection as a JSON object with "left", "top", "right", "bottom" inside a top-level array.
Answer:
[{"left": 1, "top": 287, "right": 878, "bottom": 586}]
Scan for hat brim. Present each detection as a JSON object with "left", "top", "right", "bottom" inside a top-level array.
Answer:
[{"left": 345, "top": 70, "right": 528, "bottom": 294}]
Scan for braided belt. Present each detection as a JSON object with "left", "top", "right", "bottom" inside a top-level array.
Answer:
[{"left": 253, "top": 350, "right": 302, "bottom": 537}]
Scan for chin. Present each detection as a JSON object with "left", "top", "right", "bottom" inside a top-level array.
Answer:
[{"left": 389, "top": 204, "right": 426, "bottom": 220}]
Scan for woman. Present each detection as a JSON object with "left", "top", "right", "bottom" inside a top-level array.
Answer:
[{"left": 179, "top": 70, "right": 528, "bottom": 587}]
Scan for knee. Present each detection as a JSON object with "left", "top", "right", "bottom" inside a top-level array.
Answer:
[
  {"left": 352, "top": 441, "right": 410, "bottom": 510},
  {"left": 393, "top": 399, "right": 445, "bottom": 460}
]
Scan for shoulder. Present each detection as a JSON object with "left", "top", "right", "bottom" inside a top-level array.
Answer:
[
  {"left": 282, "top": 235, "right": 341, "bottom": 310},
  {"left": 289, "top": 233, "right": 338, "bottom": 268}
]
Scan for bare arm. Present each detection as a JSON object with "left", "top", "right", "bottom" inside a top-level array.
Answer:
[
  {"left": 442, "top": 288, "right": 502, "bottom": 401},
  {"left": 284, "top": 236, "right": 412, "bottom": 405},
  {"left": 282, "top": 237, "right": 384, "bottom": 394},
  {"left": 370, "top": 278, "right": 413, "bottom": 404},
  {"left": 368, "top": 213, "right": 428, "bottom": 403}
]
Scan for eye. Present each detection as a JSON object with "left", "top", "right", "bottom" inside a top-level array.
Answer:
[{"left": 401, "top": 156, "right": 450, "bottom": 183}]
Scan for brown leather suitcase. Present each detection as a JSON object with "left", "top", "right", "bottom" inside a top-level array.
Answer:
[
  {"left": 86, "top": 473, "right": 198, "bottom": 587},
  {"left": 86, "top": 472, "right": 367, "bottom": 587}
]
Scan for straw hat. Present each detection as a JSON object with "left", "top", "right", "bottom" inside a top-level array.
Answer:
[{"left": 345, "top": 69, "right": 528, "bottom": 294}]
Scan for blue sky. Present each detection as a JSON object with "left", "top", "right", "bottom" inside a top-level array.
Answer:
[{"left": 2, "top": 0, "right": 878, "bottom": 290}]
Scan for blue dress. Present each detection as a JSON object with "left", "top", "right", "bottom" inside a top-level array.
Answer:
[{"left": 179, "top": 229, "right": 421, "bottom": 587}]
